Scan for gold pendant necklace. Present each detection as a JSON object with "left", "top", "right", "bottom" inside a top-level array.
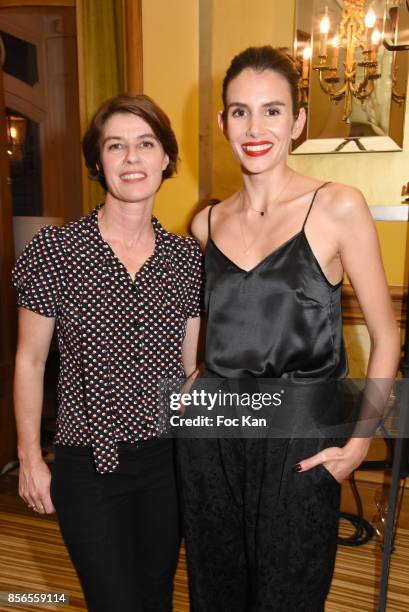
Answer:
[{"left": 239, "top": 198, "right": 260, "bottom": 255}]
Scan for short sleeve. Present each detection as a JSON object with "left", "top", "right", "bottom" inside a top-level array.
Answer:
[
  {"left": 184, "top": 239, "right": 204, "bottom": 318},
  {"left": 12, "top": 225, "right": 62, "bottom": 318}
]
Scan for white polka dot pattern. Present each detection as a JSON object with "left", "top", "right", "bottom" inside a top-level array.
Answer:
[{"left": 12, "top": 205, "right": 204, "bottom": 473}]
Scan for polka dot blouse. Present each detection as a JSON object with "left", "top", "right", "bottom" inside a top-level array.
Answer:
[{"left": 12, "top": 205, "right": 203, "bottom": 473}]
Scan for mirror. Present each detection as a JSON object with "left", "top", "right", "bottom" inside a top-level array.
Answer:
[
  {"left": 384, "top": 0, "right": 409, "bottom": 50},
  {"left": 292, "top": 0, "right": 408, "bottom": 154}
]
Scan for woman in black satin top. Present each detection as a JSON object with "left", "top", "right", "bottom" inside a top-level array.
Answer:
[{"left": 177, "top": 47, "right": 400, "bottom": 612}]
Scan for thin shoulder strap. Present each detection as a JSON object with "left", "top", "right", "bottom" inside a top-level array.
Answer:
[
  {"left": 302, "top": 181, "right": 331, "bottom": 231},
  {"left": 207, "top": 201, "right": 218, "bottom": 241}
]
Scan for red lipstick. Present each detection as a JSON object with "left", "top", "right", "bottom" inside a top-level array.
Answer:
[{"left": 241, "top": 141, "right": 273, "bottom": 157}]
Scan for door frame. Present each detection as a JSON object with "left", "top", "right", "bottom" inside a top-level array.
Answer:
[{"left": 0, "top": 61, "right": 17, "bottom": 470}]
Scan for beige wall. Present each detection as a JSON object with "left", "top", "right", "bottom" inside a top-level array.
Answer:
[{"left": 142, "top": 0, "right": 199, "bottom": 235}]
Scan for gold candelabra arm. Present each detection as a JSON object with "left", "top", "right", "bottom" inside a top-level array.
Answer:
[
  {"left": 313, "top": 59, "right": 343, "bottom": 97},
  {"left": 355, "top": 76, "right": 375, "bottom": 100},
  {"left": 354, "top": 50, "right": 381, "bottom": 100}
]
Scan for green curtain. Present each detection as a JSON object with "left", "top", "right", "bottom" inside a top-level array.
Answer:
[{"left": 77, "top": 0, "right": 125, "bottom": 212}]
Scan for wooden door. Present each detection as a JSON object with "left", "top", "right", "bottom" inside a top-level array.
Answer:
[
  {"left": 0, "top": 4, "right": 82, "bottom": 221},
  {"left": 0, "top": 61, "right": 17, "bottom": 471}
]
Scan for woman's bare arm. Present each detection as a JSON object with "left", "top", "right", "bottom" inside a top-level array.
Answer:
[
  {"left": 298, "top": 187, "right": 401, "bottom": 481},
  {"left": 182, "top": 316, "right": 201, "bottom": 378},
  {"left": 14, "top": 307, "right": 56, "bottom": 514},
  {"left": 340, "top": 189, "right": 400, "bottom": 379}
]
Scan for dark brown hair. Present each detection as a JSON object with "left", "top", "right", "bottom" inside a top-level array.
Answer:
[
  {"left": 222, "top": 46, "right": 301, "bottom": 120},
  {"left": 82, "top": 93, "right": 178, "bottom": 190}
]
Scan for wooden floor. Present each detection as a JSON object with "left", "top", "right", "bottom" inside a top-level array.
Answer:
[{"left": 0, "top": 475, "right": 408, "bottom": 612}]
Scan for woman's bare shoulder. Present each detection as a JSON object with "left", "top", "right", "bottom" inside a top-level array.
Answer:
[
  {"left": 190, "top": 205, "right": 212, "bottom": 247},
  {"left": 191, "top": 195, "right": 237, "bottom": 247},
  {"left": 319, "top": 182, "right": 371, "bottom": 225}
]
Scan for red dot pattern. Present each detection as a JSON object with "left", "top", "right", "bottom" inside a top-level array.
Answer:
[{"left": 12, "top": 205, "right": 203, "bottom": 473}]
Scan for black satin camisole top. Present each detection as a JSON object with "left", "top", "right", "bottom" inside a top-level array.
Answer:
[{"left": 204, "top": 183, "right": 348, "bottom": 381}]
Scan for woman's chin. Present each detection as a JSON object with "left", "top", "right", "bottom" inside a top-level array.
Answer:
[{"left": 240, "top": 161, "right": 275, "bottom": 176}]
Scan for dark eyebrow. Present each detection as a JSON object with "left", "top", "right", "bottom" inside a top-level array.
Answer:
[
  {"left": 227, "top": 101, "right": 286, "bottom": 110},
  {"left": 101, "top": 133, "right": 159, "bottom": 146},
  {"left": 137, "top": 133, "right": 159, "bottom": 140},
  {"left": 262, "top": 101, "right": 286, "bottom": 108}
]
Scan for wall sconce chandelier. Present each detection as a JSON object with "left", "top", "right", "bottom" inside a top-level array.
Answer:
[
  {"left": 6, "top": 113, "right": 28, "bottom": 169},
  {"left": 313, "top": 0, "right": 383, "bottom": 121},
  {"left": 294, "top": 0, "right": 408, "bottom": 154}
]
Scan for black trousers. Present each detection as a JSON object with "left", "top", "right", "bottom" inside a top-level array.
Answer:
[
  {"left": 51, "top": 439, "right": 180, "bottom": 612},
  {"left": 177, "top": 437, "right": 341, "bottom": 612}
]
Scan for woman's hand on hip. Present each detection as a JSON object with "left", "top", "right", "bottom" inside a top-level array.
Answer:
[{"left": 19, "top": 457, "right": 55, "bottom": 514}]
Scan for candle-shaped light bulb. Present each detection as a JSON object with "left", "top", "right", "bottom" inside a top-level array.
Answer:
[
  {"left": 331, "top": 34, "right": 340, "bottom": 69},
  {"left": 10, "top": 126, "right": 17, "bottom": 139},
  {"left": 319, "top": 8, "right": 330, "bottom": 57},
  {"left": 302, "top": 46, "right": 312, "bottom": 79},
  {"left": 365, "top": 8, "right": 376, "bottom": 50},
  {"left": 365, "top": 9, "right": 376, "bottom": 29},
  {"left": 372, "top": 28, "right": 381, "bottom": 46},
  {"left": 371, "top": 28, "right": 381, "bottom": 60},
  {"left": 320, "top": 13, "right": 330, "bottom": 35}
]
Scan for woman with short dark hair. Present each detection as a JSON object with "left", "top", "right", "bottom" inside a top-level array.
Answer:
[
  {"left": 13, "top": 93, "right": 203, "bottom": 612},
  {"left": 178, "top": 47, "right": 400, "bottom": 611},
  {"left": 82, "top": 93, "right": 179, "bottom": 187}
]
